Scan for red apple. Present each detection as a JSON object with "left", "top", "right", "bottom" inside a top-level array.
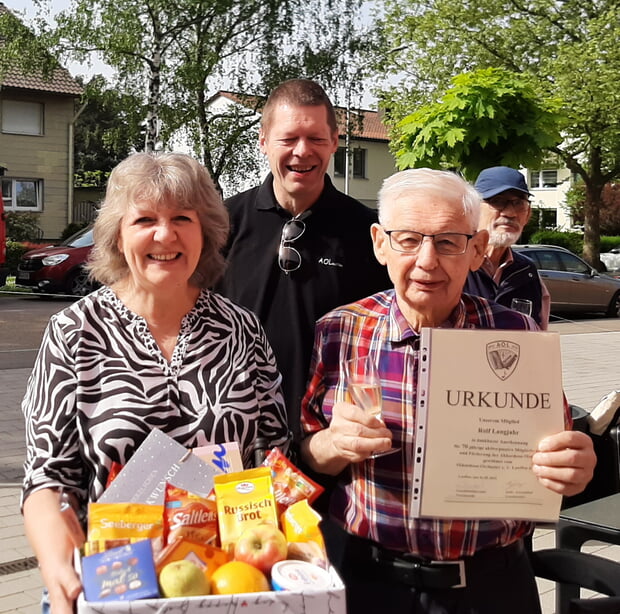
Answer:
[{"left": 233, "top": 523, "right": 288, "bottom": 575}]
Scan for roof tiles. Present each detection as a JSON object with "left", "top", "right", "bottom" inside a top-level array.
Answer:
[{"left": 0, "top": 2, "right": 82, "bottom": 96}]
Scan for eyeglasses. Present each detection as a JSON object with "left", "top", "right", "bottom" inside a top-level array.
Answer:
[
  {"left": 384, "top": 229, "right": 475, "bottom": 255},
  {"left": 485, "top": 196, "right": 530, "bottom": 212},
  {"left": 278, "top": 218, "right": 306, "bottom": 273}
]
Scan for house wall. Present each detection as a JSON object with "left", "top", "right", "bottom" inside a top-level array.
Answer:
[
  {"left": 528, "top": 168, "right": 573, "bottom": 230},
  {"left": 330, "top": 138, "right": 396, "bottom": 209},
  {"left": 0, "top": 90, "right": 76, "bottom": 240}
]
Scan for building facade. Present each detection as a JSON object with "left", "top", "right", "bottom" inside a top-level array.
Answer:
[{"left": 0, "top": 2, "right": 83, "bottom": 241}]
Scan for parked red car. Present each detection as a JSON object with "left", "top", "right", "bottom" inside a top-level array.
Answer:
[{"left": 16, "top": 225, "right": 98, "bottom": 296}]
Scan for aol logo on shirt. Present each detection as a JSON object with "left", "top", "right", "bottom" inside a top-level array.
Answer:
[{"left": 318, "top": 257, "right": 343, "bottom": 268}]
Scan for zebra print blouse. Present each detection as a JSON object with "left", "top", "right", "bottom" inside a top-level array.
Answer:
[{"left": 22, "top": 287, "right": 290, "bottom": 506}]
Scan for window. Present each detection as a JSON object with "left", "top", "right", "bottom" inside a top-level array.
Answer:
[
  {"left": 529, "top": 207, "right": 557, "bottom": 229},
  {"left": 334, "top": 148, "right": 346, "bottom": 176},
  {"left": 559, "top": 252, "right": 590, "bottom": 275},
  {"left": 1, "top": 178, "right": 43, "bottom": 211},
  {"left": 1, "top": 100, "right": 44, "bottom": 135},
  {"left": 333, "top": 147, "right": 367, "bottom": 179},
  {"left": 529, "top": 169, "right": 558, "bottom": 189},
  {"left": 352, "top": 148, "right": 367, "bottom": 179},
  {"left": 528, "top": 250, "right": 555, "bottom": 271}
]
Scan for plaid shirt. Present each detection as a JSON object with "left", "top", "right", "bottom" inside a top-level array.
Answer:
[{"left": 301, "top": 290, "right": 570, "bottom": 560}]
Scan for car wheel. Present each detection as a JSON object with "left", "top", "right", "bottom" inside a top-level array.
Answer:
[
  {"left": 68, "top": 268, "right": 95, "bottom": 296},
  {"left": 607, "top": 291, "right": 620, "bottom": 318}
]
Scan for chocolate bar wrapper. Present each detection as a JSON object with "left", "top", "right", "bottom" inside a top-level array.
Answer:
[{"left": 81, "top": 539, "right": 159, "bottom": 602}]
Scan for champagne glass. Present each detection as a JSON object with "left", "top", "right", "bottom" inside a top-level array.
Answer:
[
  {"left": 345, "top": 356, "right": 399, "bottom": 458},
  {"left": 511, "top": 298, "right": 533, "bottom": 317}
]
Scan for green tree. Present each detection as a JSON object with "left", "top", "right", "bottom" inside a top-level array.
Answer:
[
  {"left": 393, "top": 68, "right": 562, "bottom": 180},
  {"left": 159, "top": 0, "right": 370, "bottom": 193},
  {"left": 4, "top": 0, "right": 369, "bottom": 193},
  {"left": 565, "top": 181, "right": 620, "bottom": 236},
  {"left": 375, "top": 0, "right": 620, "bottom": 267},
  {"left": 0, "top": 4, "right": 58, "bottom": 80},
  {"left": 74, "top": 75, "right": 145, "bottom": 186}
]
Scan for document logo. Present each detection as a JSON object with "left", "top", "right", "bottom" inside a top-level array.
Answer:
[{"left": 486, "top": 341, "right": 520, "bottom": 380}]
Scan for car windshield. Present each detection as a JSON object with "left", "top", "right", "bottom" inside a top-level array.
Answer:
[{"left": 62, "top": 226, "right": 94, "bottom": 248}]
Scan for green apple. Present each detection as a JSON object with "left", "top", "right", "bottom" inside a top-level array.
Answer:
[{"left": 158, "top": 560, "right": 210, "bottom": 598}]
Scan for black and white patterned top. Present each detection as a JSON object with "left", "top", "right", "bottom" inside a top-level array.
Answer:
[{"left": 22, "top": 287, "right": 290, "bottom": 507}]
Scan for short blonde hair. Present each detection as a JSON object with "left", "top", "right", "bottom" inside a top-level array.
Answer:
[
  {"left": 87, "top": 152, "right": 230, "bottom": 288},
  {"left": 377, "top": 168, "right": 482, "bottom": 231}
]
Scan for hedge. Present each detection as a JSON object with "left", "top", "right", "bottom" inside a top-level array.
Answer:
[
  {"left": 528, "top": 230, "right": 583, "bottom": 255},
  {"left": 527, "top": 232, "right": 620, "bottom": 257},
  {"left": 601, "top": 236, "right": 620, "bottom": 253}
]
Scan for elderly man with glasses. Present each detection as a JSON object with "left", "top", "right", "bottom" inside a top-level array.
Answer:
[
  {"left": 216, "top": 79, "right": 390, "bottom": 443},
  {"left": 300, "top": 168, "right": 595, "bottom": 614},
  {"left": 464, "top": 166, "right": 550, "bottom": 328}
]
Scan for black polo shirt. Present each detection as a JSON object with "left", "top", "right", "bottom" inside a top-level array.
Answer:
[{"left": 216, "top": 174, "right": 391, "bottom": 441}]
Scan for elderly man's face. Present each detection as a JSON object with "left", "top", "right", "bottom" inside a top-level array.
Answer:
[
  {"left": 259, "top": 103, "right": 339, "bottom": 210},
  {"left": 371, "top": 191, "right": 487, "bottom": 328},
  {"left": 478, "top": 189, "right": 531, "bottom": 248}
]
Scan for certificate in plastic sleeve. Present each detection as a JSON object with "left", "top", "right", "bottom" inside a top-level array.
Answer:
[{"left": 411, "top": 328, "right": 564, "bottom": 522}]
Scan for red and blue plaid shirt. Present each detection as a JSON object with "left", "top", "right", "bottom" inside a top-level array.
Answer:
[{"left": 301, "top": 290, "right": 570, "bottom": 560}]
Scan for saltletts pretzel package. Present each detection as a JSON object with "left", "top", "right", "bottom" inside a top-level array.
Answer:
[{"left": 163, "top": 483, "right": 218, "bottom": 547}]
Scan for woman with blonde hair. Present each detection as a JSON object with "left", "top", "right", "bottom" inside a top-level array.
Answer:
[{"left": 21, "top": 152, "right": 289, "bottom": 614}]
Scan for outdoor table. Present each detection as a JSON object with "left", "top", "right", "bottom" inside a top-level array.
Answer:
[{"left": 556, "top": 493, "right": 620, "bottom": 612}]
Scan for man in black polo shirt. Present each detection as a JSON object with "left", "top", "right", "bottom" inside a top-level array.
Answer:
[{"left": 216, "top": 79, "right": 390, "bottom": 443}]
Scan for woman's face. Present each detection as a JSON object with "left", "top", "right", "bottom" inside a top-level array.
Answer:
[{"left": 117, "top": 201, "right": 203, "bottom": 292}]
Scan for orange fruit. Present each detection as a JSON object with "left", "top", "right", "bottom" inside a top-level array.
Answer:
[{"left": 210, "top": 560, "right": 270, "bottom": 594}]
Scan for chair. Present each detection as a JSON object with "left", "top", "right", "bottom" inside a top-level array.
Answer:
[
  {"left": 530, "top": 548, "right": 620, "bottom": 614},
  {"left": 563, "top": 403, "right": 620, "bottom": 509}
]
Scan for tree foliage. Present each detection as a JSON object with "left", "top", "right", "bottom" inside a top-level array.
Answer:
[
  {"left": 0, "top": 4, "right": 58, "bottom": 80},
  {"left": 393, "top": 68, "right": 562, "bottom": 180},
  {"left": 73, "top": 75, "right": 145, "bottom": 186},
  {"left": 3, "top": 0, "right": 369, "bottom": 193},
  {"left": 375, "top": 0, "right": 620, "bottom": 266},
  {"left": 566, "top": 182, "right": 620, "bottom": 236}
]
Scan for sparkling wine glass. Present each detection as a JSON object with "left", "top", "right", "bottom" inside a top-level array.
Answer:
[
  {"left": 345, "top": 356, "right": 399, "bottom": 458},
  {"left": 511, "top": 298, "right": 533, "bottom": 317}
]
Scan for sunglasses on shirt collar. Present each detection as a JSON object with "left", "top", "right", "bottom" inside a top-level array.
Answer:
[{"left": 278, "top": 212, "right": 311, "bottom": 274}]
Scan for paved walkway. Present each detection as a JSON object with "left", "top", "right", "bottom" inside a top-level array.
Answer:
[{"left": 1, "top": 315, "right": 619, "bottom": 613}]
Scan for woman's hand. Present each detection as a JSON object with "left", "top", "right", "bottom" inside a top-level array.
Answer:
[
  {"left": 23, "top": 489, "right": 83, "bottom": 614},
  {"left": 39, "top": 559, "right": 82, "bottom": 614}
]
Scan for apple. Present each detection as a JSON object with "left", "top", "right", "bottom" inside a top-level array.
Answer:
[
  {"left": 233, "top": 523, "right": 288, "bottom": 575},
  {"left": 158, "top": 560, "right": 210, "bottom": 598}
]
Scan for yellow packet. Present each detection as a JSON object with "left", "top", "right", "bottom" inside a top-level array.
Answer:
[
  {"left": 213, "top": 467, "right": 278, "bottom": 554},
  {"left": 281, "top": 499, "right": 328, "bottom": 569},
  {"left": 85, "top": 502, "right": 164, "bottom": 556}
]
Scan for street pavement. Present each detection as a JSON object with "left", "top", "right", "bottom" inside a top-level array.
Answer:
[{"left": 1, "top": 307, "right": 620, "bottom": 613}]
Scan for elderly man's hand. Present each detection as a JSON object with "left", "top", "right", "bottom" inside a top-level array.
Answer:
[
  {"left": 532, "top": 430, "right": 596, "bottom": 497},
  {"left": 301, "top": 401, "right": 393, "bottom": 475},
  {"left": 327, "top": 401, "right": 393, "bottom": 463}
]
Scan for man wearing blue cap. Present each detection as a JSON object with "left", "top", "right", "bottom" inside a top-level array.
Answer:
[{"left": 464, "top": 166, "right": 550, "bottom": 328}]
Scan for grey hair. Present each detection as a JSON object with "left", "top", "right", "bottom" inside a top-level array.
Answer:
[
  {"left": 377, "top": 168, "right": 482, "bottom": 231},
  {"left": 87, "top": 152, "right": 230, "bottom": 288}
]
